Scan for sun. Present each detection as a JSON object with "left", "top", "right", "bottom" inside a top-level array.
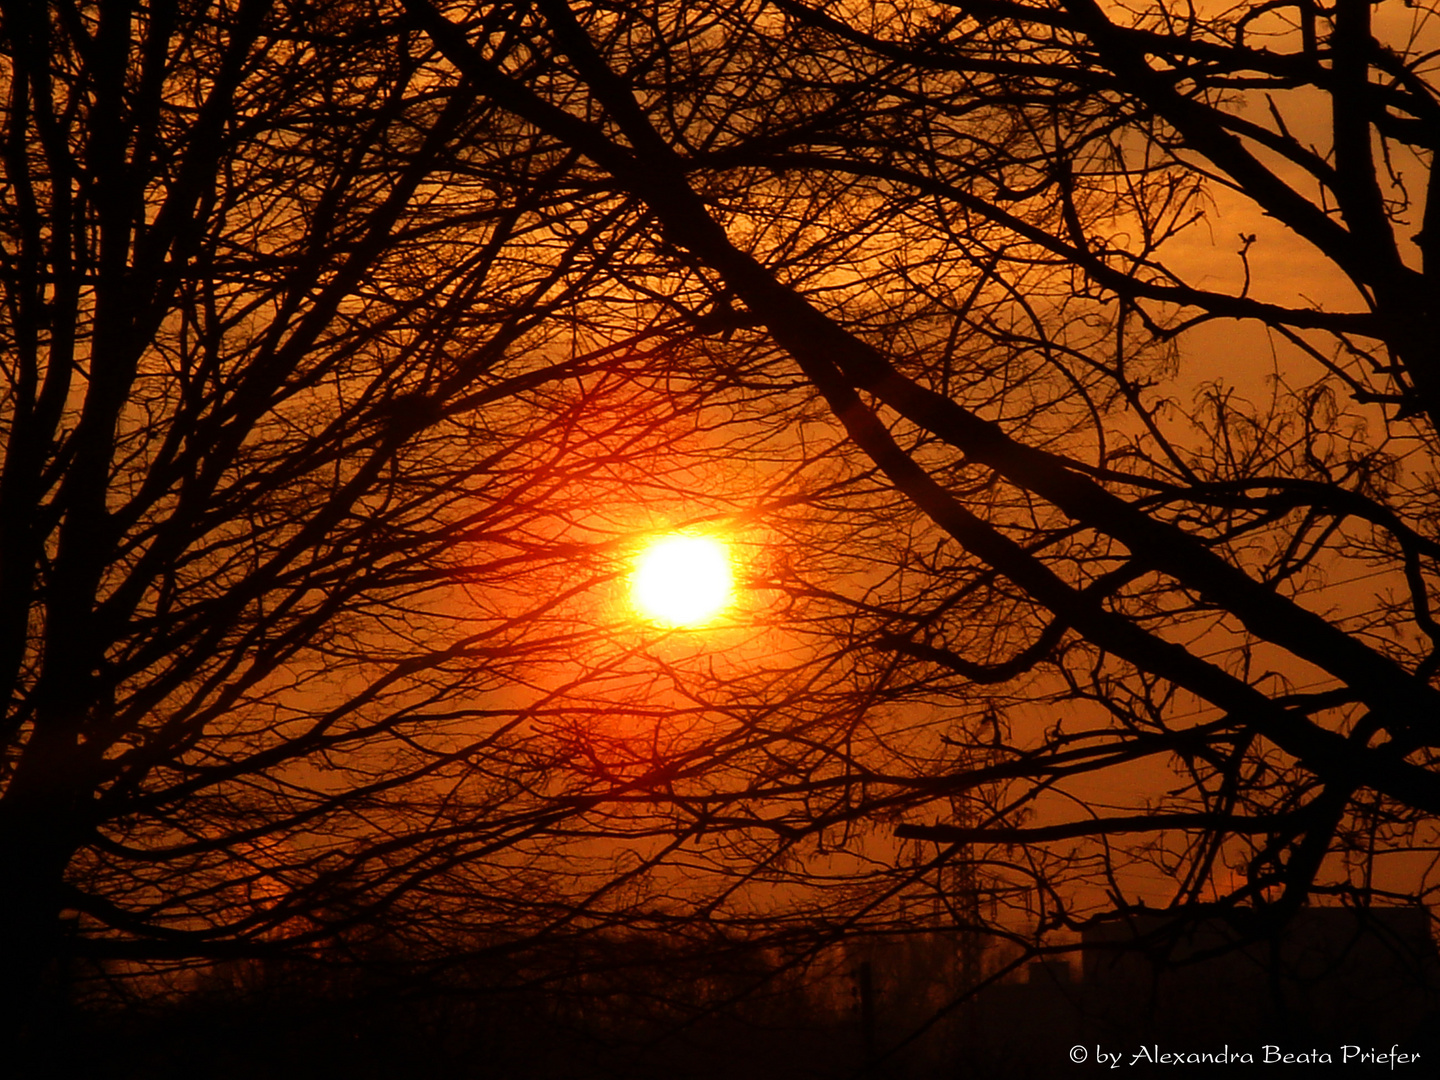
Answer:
[{"left": 630, "top": 534, "right": 734, "bottom": 627}]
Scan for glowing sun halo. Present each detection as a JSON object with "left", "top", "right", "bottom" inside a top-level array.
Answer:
[{"left": 630, "top": 534, "right": 733, "bottom": 627}]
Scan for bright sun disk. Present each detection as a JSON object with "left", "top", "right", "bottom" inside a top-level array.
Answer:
[{"left": 630, "top": 534, "right": 733, "bottom": 627}]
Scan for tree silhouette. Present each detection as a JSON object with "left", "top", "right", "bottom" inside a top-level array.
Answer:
[
  {"left": 3, "top": 9, "right": 990, "bottom": 1068},
  {"left": 0, "top": 0, "right": 842, "bottom": 1053},
  {"left": 11, "top": 0, "right": 1440, "bottom": 1069},
  {"left": 408, "top": 0, "right": 1440, "bottom": 971}
]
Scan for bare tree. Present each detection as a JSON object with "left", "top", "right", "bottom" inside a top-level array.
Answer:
[
  {"left": 3, "top": 9, "right": 989, "bottom": 1069},
  {"left": 0, "top": 0, "right": 853, "bottom": 1053},
  {"left": 15, "top": 0, "right": 1440, "bottom": 1067},
  {"left": 406, "top": 0, "right": 1440, "bottom": 984}
]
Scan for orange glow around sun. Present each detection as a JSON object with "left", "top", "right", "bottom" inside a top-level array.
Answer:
[{"left": 630, "top": 534, "right": 733, "bottom": 627}]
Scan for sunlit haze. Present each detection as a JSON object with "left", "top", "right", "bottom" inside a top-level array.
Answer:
[{"left": 630, "top": 534, "right": 733, "bottom": 627}]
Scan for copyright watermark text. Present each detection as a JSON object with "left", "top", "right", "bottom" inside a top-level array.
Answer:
[{"left": 1068, "top": 1044, "right": 1421, "bottom": 1068}]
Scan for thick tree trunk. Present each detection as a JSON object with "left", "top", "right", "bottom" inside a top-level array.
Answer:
[
  {"left": 0, "top": 823, "right": 74, "bottom": 1072},
  {"left": 1, "top": 714, "right": 88, "bottom": 1068}
]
